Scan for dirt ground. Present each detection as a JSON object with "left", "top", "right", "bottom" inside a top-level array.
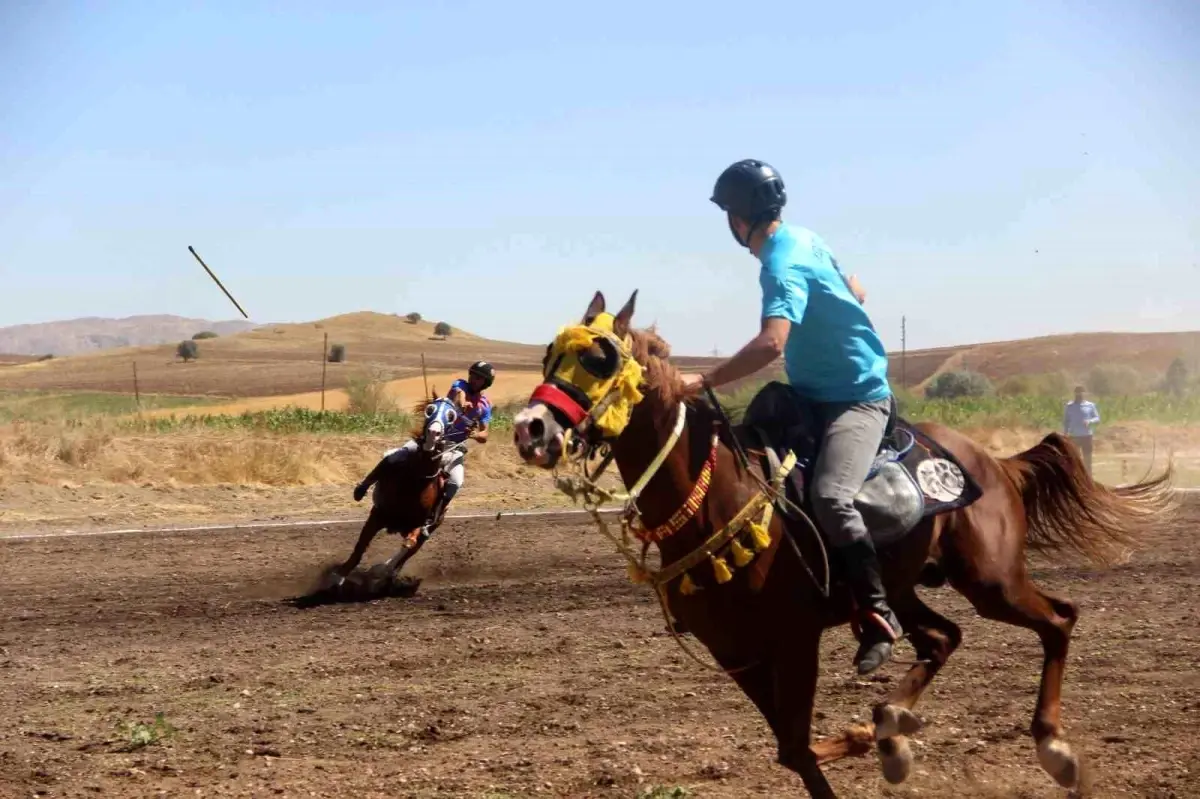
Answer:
[{"left": 1, "top": 500, "right": 1197, "bottom": 799}]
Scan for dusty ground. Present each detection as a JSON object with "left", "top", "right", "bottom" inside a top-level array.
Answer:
[
  {"left": 2, "top": 421, "right": 1193, "bottom": 536},
  {"left": 129, "top": 371, "right": 550, "bottom": 421},
  {"left": 0, "top": 436, "right": 599, "bottom": 536},
  {"left": 1, "top": 499, "right": 1196, "bottom": 799}
]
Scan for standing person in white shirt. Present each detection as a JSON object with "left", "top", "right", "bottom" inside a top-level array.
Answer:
[{"left": 1063, "top": 385, "right": 1100, "bottom": 475}]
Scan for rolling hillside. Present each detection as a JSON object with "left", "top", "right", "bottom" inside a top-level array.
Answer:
[
  {"left": 0, "top": 311, "right": 1194, "bottom": 402},
  {"left": 0, "top": 315, "right": 258, "bottom": 356},
  {"left": 888, "top": 331, "right": 1200, "bottom": 391},
  {"left": 0, "top": 312, "right": 546, "bottom": 397}
]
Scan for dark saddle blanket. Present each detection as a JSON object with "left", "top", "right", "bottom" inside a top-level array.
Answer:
[{"left": 733, "top": 382, "right": 981, "bottom": 547}]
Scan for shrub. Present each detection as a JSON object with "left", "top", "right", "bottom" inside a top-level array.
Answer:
[
  {"left": 191, "top": 331, "right": 219, "bottom": 340},
  {"left": 924, "top": 370, "right": 993, "bottom": 400},
  {"left": 177, "top": 340, "right": 199, "bottom": 362},
  {"left": 1087, "top": 364, "right": 1144, "bottom": 397},
  {"left": 997, "top": 375, "right": 1032, "bottom": 397},
  {"left": 1163, "top": 357, "right": 1188, "bottom": 396},
  {"left": 345, "top": 369, "right": 397, "bottom": 415},
  {"left": 997, "top": 372, "right": 1071, "bottom": 398},
  {"left": 328, "top": 343, "right": 346, "bottom": 363},
  {"left": 406, "top": 312, "right": 422, "bottom": 324},
  {"left": 434, "top": 321, "right": 452, "bottom": 338}
]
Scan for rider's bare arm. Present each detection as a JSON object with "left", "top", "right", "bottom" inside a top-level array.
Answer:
[
  {"left": 700, "top": 316, "right": 790, "bottom": 390},
  {"left": 471, "top": 422, "right": 489, "bottom": 443}
]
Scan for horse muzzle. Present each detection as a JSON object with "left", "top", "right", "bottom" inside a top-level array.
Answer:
[
  {"left": 423, "top": 422, "right": 443, "bottom": 452},
  {"left": 513, "top": 404, "right": 565, "bottom": 468}
]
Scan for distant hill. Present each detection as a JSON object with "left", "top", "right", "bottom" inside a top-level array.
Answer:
[
  {"left": 888, "top": 331, "right": 1200, "bottom": 391},
  {"left": 716, "top": 330, "right": 1200, "bottom": 396},
  {"left": 0, "top": 311, "right": 539, "bottom": 397},
  {"left": 1, "top": 310, "right": 1195, "bottom": 402},
  {"left": 0, "top": 315, "right": 259, "bottom": 357}
]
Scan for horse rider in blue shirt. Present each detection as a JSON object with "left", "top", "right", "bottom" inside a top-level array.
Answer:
[{"left": 682, "top": 159, "right": 902, "bottom": 675}]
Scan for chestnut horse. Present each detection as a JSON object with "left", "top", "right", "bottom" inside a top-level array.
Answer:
[{"left": 511, "top": 290, "right": 1175, "bottom": 798}]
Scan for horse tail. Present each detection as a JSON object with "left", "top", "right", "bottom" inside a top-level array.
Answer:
[{"left": 999, "top": 432, "right": 1177, "bottom": 566}]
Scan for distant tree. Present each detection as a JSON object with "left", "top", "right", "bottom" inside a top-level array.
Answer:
[
  {"left": 924, "top": 370, "right": 993, "bottom": 400},
  {"left": 434, "top": 321, "right": 452, "bottom": 339},
  {"left": 406, "top": 312, "right": 422, "bottom": 324},
  {"left": 192, "top": 330, "right": 219, "bottom": 340},
  {"left": 1164, "top": 357, "right": 1188, "bottom": 396},
  {"left": 177, "top": 340, "right": 199, "bottom": 362},
  {"left": 328, "top": 343, "right": 347, "bottom": 363}
]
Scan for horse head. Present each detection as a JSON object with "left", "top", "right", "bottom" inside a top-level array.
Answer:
[
  {"left": 513, "top": 290, "right": 645, "bottom": 468},
  {"left": 418, "top": 395, "right": 462, "bottom": 455}
]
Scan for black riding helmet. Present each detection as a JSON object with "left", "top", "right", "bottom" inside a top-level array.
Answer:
[
  {"left": 467, "top": 360, "right": 495, "bottom": 390},
  {"left": 710, "top": 159, "right": 787, "bottom": 247}
]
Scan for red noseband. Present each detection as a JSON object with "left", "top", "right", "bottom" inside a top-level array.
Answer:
[{"left": 531, "top": 383, "right": 589, "bottom": 427}]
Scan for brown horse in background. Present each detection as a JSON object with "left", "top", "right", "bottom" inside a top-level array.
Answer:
[
  {"left": 329, "top": 392, "right": 464, "bottom": 588},
  {"left": 512, "top": 290, "right": 1176, "bottom": 798}
]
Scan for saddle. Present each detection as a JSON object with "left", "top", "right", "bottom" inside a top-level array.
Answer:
[{"left": 732, "top": 382, "right": 980, "bottom": 548}]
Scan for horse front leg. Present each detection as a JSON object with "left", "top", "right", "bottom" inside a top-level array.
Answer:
[
  {"left": 870, "top": 588, "right": 963, "bottom": 785},
  {"left": 772, "top": 629, "right": 866, "bottom": 798},
  {"left": 334, "top": 507, "right": 386, "bottom": 583}
]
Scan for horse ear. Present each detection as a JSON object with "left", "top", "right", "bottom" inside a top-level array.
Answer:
[
  {"left": 613, "top": 290, "right": 638, "bottom": 338},
  {"left": 583, "top": 291, "right": 605, "bottom": 323}
]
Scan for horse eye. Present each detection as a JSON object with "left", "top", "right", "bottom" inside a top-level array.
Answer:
[
  {"left": 446, "top": 409, "right": 457, "bottom": 424},
  {"left": 425, "top": 404, "right": 436, "bottom": 418},
  {"left": 578, "top": 337, "right": 619, "bottom": 378}
]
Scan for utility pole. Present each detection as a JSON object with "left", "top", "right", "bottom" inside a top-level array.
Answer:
[
  {"left": 900, "top": 316, "right": 907, "bottom": 390},
  {"left": 320, "top": 332, "right": 328, "bottom": 412}
]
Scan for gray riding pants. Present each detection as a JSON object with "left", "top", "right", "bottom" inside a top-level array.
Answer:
[{"left": 808, "top": 398, "right": 892, "bottom": 548}]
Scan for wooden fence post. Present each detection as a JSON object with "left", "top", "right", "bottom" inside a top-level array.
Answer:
[{"left": 321, "top": 332, "right": 328, "bottom": 412}]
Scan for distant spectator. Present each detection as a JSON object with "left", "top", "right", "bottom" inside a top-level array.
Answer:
[{"left": 1063, "top": 385, "right": 1100, "bottom": 475}]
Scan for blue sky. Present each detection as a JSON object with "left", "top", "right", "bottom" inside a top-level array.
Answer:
[{"left": 2, "top": 1, "right": 1197, "bottom": 354}]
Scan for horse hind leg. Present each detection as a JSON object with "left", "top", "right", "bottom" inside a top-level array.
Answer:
[
  {"left": 870, "top": 589, "right": 963, "bottom": 784},
  {"left": 951, "top": 570, "right": 1082, "bottom": 789}
]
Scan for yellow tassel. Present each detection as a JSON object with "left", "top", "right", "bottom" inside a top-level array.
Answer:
[
  {"left": 711, "top": 555, "right": 733, "bottom": 584},
  {"left": 679, "top": 573, "right": 697, "bottom": 595},
  {"left": 729, "top": 539, "right": 754, "bottom": 567},
  {"left": 749, "top": 522, "right": 771, "bottom": 552},
  {"left": 627, "top": 561, "right": 650, "bottom": 584}
]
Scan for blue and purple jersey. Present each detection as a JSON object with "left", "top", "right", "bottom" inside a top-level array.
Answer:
[{"left": 447, "top": 378, "right": 492, "bottom": 444}]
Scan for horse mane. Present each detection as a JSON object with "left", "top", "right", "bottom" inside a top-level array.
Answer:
[
  {"left": 407, "top": 386, "right": 441, "bottom": 440},
  {"left": 628, "top": 326, "right": 715, "bottom": 419}
]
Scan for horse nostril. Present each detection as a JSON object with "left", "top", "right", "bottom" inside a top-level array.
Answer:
[{"left": 529, "top": 418, "right": 545, "bottom": 442}]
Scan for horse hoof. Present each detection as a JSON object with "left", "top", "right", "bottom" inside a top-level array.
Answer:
[
  {"left": 873, "top": 704, "right": 922, "bottom": 741},
  {"left": 878, "top": 736, "right": 913, "bottom": 785},
  {"left": 1037, "top": 736, "right": 1080, "bottom": 789}
]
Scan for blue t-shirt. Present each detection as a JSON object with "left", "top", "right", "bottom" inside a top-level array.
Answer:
[
  {"left": 446, "top": 378, "right": 493, "bottom": 444},
  {"left": 759, "top": 224, "right": 891, "bottom": 403}
]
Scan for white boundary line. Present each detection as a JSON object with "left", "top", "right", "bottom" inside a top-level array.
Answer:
[
  {"left": 3, "top": 489, "right": 1196, "bottom": 544},
  {"left": 0, "top": 507, "right": 619, "bottom": 543}
]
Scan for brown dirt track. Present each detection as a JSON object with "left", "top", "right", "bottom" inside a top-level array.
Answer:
[{"left": 1, "top": 501, "right": 1197, "bottom": 799}]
